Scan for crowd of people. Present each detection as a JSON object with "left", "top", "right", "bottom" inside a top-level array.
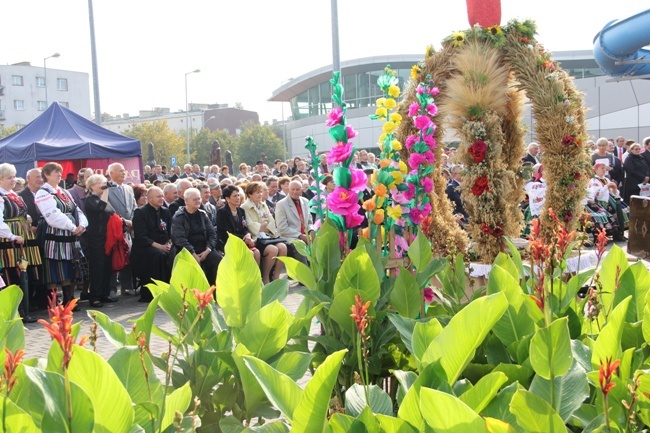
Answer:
[{"left": 1, "top": 138, "right": 647, "bottom": 322}]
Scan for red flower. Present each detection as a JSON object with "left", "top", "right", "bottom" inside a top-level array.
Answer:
[
  {"left": 3, "top": 347, "right": 24, "bottom": 395},
  {"left": 191, "top": 286, "right": 216, "bottom": 310},
  {"left": 562, "top": 135, "right": 576, "bottom": 146},
  {"left": 350, "top": 294, "right": 371, "bottom": 337},
  {"left": 38, "top": 292, "right": 82, "bottom": 370},
  {"left": 471, "top": 176, "right": 489, "bottom": 196},
  {"left": 599, "top": 357, "right": 620, "bottom": 397},
  {"left": 491, "top": 225, "right": 504, "bottom": 237},
  {"left": 481, "top": 222, "right": 492, "bottom": 235},
  {"left": 596, "top": 228, "right": 608, "bottom": 261},
  {"left": 573, "top": 172, "right": 582, "bottom": 180},
  {"left": 468, "top": 140, "right": 487, "bottom": 163}
]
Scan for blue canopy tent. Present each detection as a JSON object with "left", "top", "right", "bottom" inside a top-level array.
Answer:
[{"left": 0, "top": 102, "right": 142, "bottom": 179}]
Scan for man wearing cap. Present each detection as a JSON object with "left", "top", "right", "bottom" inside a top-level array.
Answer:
[
  {"left": 209, "top": 182, "right": 224, "bottom": 208},
  {"left": 254, "top": 160, "right": 269, "bottom": 176}
]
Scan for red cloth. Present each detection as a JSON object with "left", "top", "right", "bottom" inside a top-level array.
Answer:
[{"left": 105, "top": 213, "right": 129, "bottom": 270}]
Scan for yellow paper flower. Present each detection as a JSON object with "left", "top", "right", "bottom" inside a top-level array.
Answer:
[
  {"left": 375, "top": 107, "right": 387, "bottom": 118},
  {"left": 378, "top": 133, "right": 387, "bottom": 144},
  {"left": 390, "top": 113, "right": 402, "bottom": 124},
  {"left": 488, "top": 25, "right": 503, "bottom": 36},
  {"left": 392, "top": 140, "right": 402, "bottom": 151},
  {"left": 388, "top": 85, "right": 400, "bottom": 98},
  {"left": 399, "top": 160, "right": 408, "bottom": 174},
  {"left": 411, "top": 65, "right": 421, "bottom": 80},
  {"left": 387, "top": 205, "right": 402, "bottom": 220},
  {"left": 376, "top": 98, "right": 386, "bottom": 107},
  {"left": 384, "top": 98, "right": 397, "bottom": 110},
  {"left": 425, "top": 45, "right": 435, "bottom": 58},
  {"left": 376, "top": 196, "right": 385, "bottom": 208},
  {"left": 382, "top": 122, "right": 396, "bottom": 134},
  {"left": 451, "top": 32, "right": 465, "bottom": 47},
  {"left": 392, "top": 171, "right": 403, "bottom": 184}
]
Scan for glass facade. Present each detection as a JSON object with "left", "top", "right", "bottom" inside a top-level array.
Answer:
[
  {"left": 289, "top": 67, "right": 414, "bottom": 120},
  {"left": 288, "top": 63, "right": 603, "bottom": 121}
]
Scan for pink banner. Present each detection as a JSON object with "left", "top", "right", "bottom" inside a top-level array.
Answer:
[{"left": 83, "top": 157, "right": 143, "bottom": 184}]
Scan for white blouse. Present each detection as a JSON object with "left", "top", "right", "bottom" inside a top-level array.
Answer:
[
  {"left": 587, "top": 177, "right": 610, "bottom": 203},
  {"left": 0, "top": 187, "right": 16, "bottom": 240},
  {"left": 35, "top": 184, "right": 88, "bottom": 232}
]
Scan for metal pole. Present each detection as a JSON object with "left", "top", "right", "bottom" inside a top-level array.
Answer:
[
  {"left": 331, "top": 0, "right": 340, "bottom": 73},
  {"left": 44, "top": 58, "right": 49, "bottom": 108},
  {"left": 185, "top": 69, "right": 200, "bottom": 164},
  {"left": 282, "top": 102, "right": 287, "bottom": 160},
  {"left": 88, "top": 0, "right": 101, "bottom": 124}
]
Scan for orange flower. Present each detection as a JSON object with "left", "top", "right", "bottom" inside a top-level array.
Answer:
[
  {"left": 3, "top": 347, "right": 24, "bottom": 395},
  {"left": 599, "top": 357, "right": 620, "bottom": 397},
  {"left": 363, "top": 199, "right": 376, "bottom": 212},
  {"left": 38, "top": 293, "right": 81, "bottom": 370},
  {"left": 379, "top": 159, "right": 391, "bottom": 168},
  {"left": 374, "top": 184, "right": 388, "bottom": 197},
  {"left": 191, "top": 286, "right": 216, "bottom": 310},
  {"left": 361, "top": 227, "right": 370, "bottom": 239},
  {"left": 350, "top": 294, "right": 372, "bottom": 336},
  {"left": 373, "top": 209, "right": 385, "bottom": 225}
]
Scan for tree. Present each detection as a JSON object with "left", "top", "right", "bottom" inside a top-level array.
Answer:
[
  {"left": 237, "top": 122, "right": 285, "bottom": 166},
  {"left": 191, "top": 128, "right": 239, "bottom": 168},
  {"left": 122, "top": 121, "right": 186, "bottom": 168},
  {"left": 0, "top": 125, "right": 21, "bottom": 139}
]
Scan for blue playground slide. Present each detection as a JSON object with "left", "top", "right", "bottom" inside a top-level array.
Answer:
[{"left": 593, "top": 8, "right": 650, "bottom": 78}]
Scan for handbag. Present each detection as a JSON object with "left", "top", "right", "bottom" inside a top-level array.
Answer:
[{"left": 255, "top": 237, "right": 284, "bottom": 248}]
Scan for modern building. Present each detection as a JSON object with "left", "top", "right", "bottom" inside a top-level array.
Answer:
[
  {"left": 269, "top": 51, "right": 650, "bottom": 157},
  {"left": 0, "top": 62, "right": 91, "bottom": 127},
  {"left": 102, "top": 103, "right": 259, "bottom": 137}
]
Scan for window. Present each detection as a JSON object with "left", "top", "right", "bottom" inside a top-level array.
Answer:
[
  {"left": 13, "top": 100, "right": 25, "bottom": 110},
  {"left": 12, "top": 75, "right": 23, "bottom": 86},
  {"left": 36, "top": 77, "right": 46, "bottom": 87},
  {"left": 37, "top": 101, "right": 47, "bottom": 111},
  {"left": 59, "top": 101, "right": 69, "bottom": 108},
  {"left": 57, "top": 78, "right": 68, "bottom": 91}
]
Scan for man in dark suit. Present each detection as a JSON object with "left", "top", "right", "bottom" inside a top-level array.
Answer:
[
  {"left": 106, "top": 162, "right": 137, "bottom": 298},
  {"left": 148, "top": 165, "right": 166, "bottom": 183},
  {"left": 445, "top": 165, "right": 468, "bottom": 226},
  {"left": 131, "top": 187, "right": 172, "bottom": 302},
  {"left": 522, "top": 142, "right": 540, "bottom": 166},
  {"left": 642, "top": 137, "right": 650, "bottom": 166},
  {"left": 614, "top": 136, "right": 627, "bottom": 161}
]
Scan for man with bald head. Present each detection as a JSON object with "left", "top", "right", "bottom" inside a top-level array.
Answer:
[
  {"left": 275, "top": 180, "right": 314, "bottom": 243},
  {"left": 168, "top": 179, "right": 192, "bottom": 216},
  {"left": 131, "top": 186, "right": 172, "bottom": 302},
  {"left": 163, "top": 183, "right": 178, "bottom": 208}
]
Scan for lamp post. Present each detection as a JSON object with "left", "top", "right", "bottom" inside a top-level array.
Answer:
[
  {"left": 185, "top": 69, "right": 200, "bottom": 164},
  {"left": 279, "top": 78, "right": 294, "bottom": 160},
  {"left": 43, "top": 52, "right": 60, "bottom": 108},
  {"left": 205, "top": 115, "right": 216, "bottom": 130}
]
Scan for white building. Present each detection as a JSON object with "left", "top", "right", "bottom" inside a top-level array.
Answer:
[
  {"left": 102, "top": 107, "right": 205, "bottom": 135},
  {"left": 0, "top": 62, "right": 90, "bottom": 127}
]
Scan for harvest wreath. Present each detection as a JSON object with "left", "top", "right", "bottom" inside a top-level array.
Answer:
[{"left": 396, "top": 19, "right": 591, "bottom": 262}]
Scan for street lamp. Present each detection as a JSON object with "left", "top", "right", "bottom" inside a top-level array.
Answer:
[
  {"left": 43, "top": 52, "right": 61, "bottom": 107},
  {"left": 185, "top": 69, "right": 200, "bottom": 164},
  {"left": 205, "top": 115, "right": 216, "bottom": 130},
  {"left": 279, "top": 77, "right": 294, "bottom": 160}
]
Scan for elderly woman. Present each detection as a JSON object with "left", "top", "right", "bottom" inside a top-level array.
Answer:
[
  {"left": 241, "top": 182, "right": 287, "bottom": 284},
  {"left": 0, "top": 163, "right": 41, "bottom": 322},
  {"left": 587, "top": 163, "right": 629, "bottom": 242},
  {"left": 35, "top": 162, "right": 88, "bottom": 309},
  {"left": 216, "top": 185, "right": 261, "bottom": 266},
  {"left": 84, "top": 174, "right": 114, "bottom": 307},
  {"left": 623, "top": 142, "right": 650, "bottom": 203}
]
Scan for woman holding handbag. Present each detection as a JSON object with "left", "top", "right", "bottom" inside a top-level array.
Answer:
[
  {"left": 241, "top": 182, "right": 286, "bottom": 284},
  {"left": 35, "top": 162, "right": 87, "bottom": 309}
]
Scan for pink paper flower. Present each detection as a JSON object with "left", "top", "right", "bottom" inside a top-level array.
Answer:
[
  {"left": 410, "top": 207, "right": 424, "bottom": 225},
  {"left": 422, "top": 203, "right": 432, "bottom": 216},
  {"left": 423, "top": 150, "right": 435, "bottom": 164},
  {"left": 423, "top": 134, "right": 436, "bottom": 147},
  {"left": 327, "top": 142, "right": 353, "bottom": 165},
  {"left": 349, "top": 168, "right": 367, "bottom": 193},
  {"left": 408, "top": 152, "right": 427, "bottom": 168},
  {"left": 345, "top": 211, "right": 364, "bottom": 228},
  {"left": 416, "top": 85, "right": 425, "bottom": 95},
  {"left": 428, "top": 87, "right": 440, "bottom": 96},
  {"left": 408, "top": 102, "right": 420, "bottom": 117},
  {"left": 426, "top": 104, "right": 438, "bottom": 116},
  {"left": 328, "top": 187, "right": 360, "bottom": 215},
  {"left": 392, "top": 189, "right": 411, "bottom": 204},
  {"left": 404, "top": 183, "right": 416, "bottom": 201},
  {"left": 414, "top": 115, "right": 432, "bottom": 131},
  {"left": 346, "top": 125, "right": 358, "bottom": 139},
  {"left": 327, "top": 107, "right": 344, "bottom": 126},
  {"left": 405, "top": 135, "right": 417, "bottom": 150},
  {"left": 421, "top": 177, "right": 434, "bottom": 193}
]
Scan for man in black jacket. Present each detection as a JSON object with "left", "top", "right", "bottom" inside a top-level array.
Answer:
[
  {"left": 131, "top": 187, "right": 172, "bottom": 302},
  {"left": 446, "top": 165, "right": 469, "bottom": 226},
  {"left": 171, "top": 188, "right": 222, "bottom": 285},
  {"left": 168, "top": 179, "right": 192, "bottom": 216}
]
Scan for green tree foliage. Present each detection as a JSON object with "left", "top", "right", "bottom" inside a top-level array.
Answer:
[
  {"left": 0, "top": 125, "right": 21, "bottom": 139},
  {"left": 122, "top": 121, "right": 185, "bottom": 168},
  {"left": 191, "top": 128, "right": 239, "bottom": 168},
  {"left": 237, "top": 122, "right": 285, "bottom": 166}
]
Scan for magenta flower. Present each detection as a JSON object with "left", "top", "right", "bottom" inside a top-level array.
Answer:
[
  {"left": 327, "top": 142, "right": 353, "bottom": 165},
  {"left": 423, "top": 134, "right": 436, "bottom": 147},
  {"left": 345, "top": 211, "right": 364, "bottom": 229},
  {"left": 404, "top": 183, "right": 416, "bottom": 201},
  {"left": 422, "top": 203, "right": 432, "bottom": 216},
  {"left": 349, "top": 168, "right": 367, "bottom": 193},
  {"left": 408, "top": 152, "right": 427, "bottom": 168},
  {"left": 416, "top": 85, "right": 425, "bottom": 95},
  {"left": 405, "top": 135, "right": 417, "bottom": 150},
  {"left": 421, "top": 177, "right": 434, "bottom": 193},
  {"left": 414, "top": 115, "right": 432, "bottom": 131},
  {"left": 428, "top": 86, "right": 440, "bottom": 96},
  {"left": 328, "top": 187, "right": 360, "bottom": 215},
  {"left": 426, "top": 104, "right": 438, "bottom": 116},
  {"left": 408, "top": 102, "right": 420, "bottom": 117},
  {"left": 423, "top": 287, "right": 434, "bottom": 303},
  {"left": 410, "top": 207, "right": 424, "bottom": 225},
  {"left": 346, "top": 125, "right": 358, "bottom": 139},
  {"left": 392, "top": 189, "right": 411, "bottom": 204},
  {"left": 327, "top": 107, "right": 344, "bottom": 126}
]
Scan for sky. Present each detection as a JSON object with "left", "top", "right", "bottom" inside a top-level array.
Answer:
[{"left": 3, "top": 1, "right": 647, "bottom": 124}]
